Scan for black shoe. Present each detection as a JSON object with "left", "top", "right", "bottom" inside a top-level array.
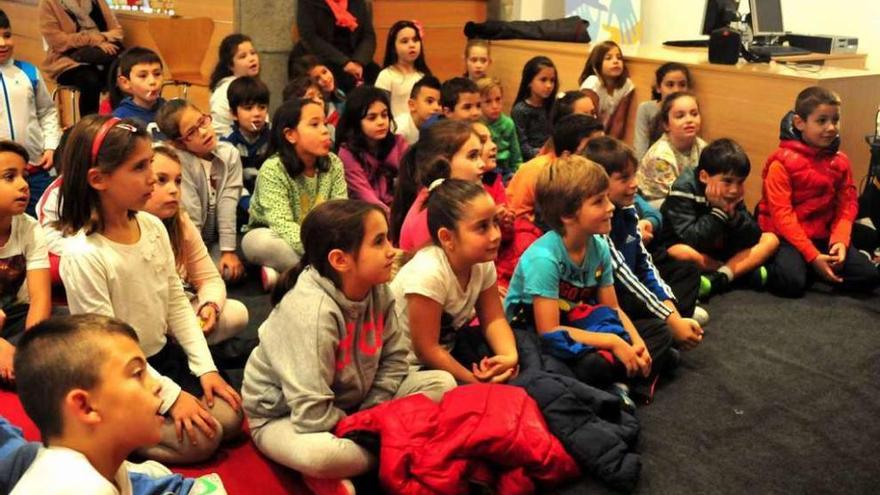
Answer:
[{"left": 699, "top": 271, "right": 730, "bottom": 301}]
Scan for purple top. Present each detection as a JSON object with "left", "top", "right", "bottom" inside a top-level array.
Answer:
[{"left": 338, "top": 134, "right": 408, "bottom": 211}]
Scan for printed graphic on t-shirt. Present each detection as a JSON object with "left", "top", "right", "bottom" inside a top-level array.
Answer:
[
  {"left": 0, "top": 254, "right": 26, "bottom": 310},
  {"left": 336, "top": 314, "right": 384, "bottom": 371}
]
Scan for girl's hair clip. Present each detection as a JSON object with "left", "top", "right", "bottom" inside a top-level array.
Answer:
[
  {"left": 412, "top": 20, "right": 425, "bottom": 40},
  {"left": 428, "top": 177, "right": 445, "bottom": 192},
  {"left": 91, "top": 118, "right": 139, "bottom": 166}
]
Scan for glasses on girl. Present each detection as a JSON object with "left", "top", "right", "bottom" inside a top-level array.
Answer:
[{"left": 181, "top": 114, "right": 213, "bottom": 142}]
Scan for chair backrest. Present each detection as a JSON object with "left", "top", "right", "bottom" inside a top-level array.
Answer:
[{"left": 147, "top": 16, "right": 215, "bottom": 84}]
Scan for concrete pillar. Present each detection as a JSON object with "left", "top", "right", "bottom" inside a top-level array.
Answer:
[{"left": 234, "top": 0, "right": 297, "bottom": 112}]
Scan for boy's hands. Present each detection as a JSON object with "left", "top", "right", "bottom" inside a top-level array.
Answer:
[
  {"left": 0, "top": 337, "right": 15, "bottom": 383},
  {"left": 612, "top": 336, "right": 652, "bottom": 378},
  {"left": 200, "top": 371, "right": 242, "bottom": 411},
  {"left": 668, "top": 315, "right": 703, "bottom": 350},
  {"left": 197, "top": 304, "right": 218, "bottom": 335},
  {"left": 828, "top": 242, "right": 847, "bottom": 270},
  {"left": 218, "top": 252, "right": 245, "bottom": 282},
  {"left": 472, "top": 354, "right": 519, "bottom": 383},
  {"left": 637, "top": 219, "right": 654, "bottom": 244},
  {"left": 811, "top": 254, "right": 843, "bottom": 283},
  {"left": 704, "top": 179, "right": 741, "bottom": 216},
  {"left": 630, "top": 336, "right": 653, "bottom": 377},
  {"left": 169, "top": 391, "right": 217, "bottom": 444},
  {"left": 38, "top": 150, "right": 54, "bottom": 170}
]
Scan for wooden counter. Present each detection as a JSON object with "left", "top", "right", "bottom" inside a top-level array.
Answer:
[{"left": 491, "top": 40, "right": 880, "bottom": 206}]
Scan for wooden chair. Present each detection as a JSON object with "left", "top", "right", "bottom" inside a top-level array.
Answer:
[
  {"left": 147, "top": 16, "right": 214, "bottom": 100},
  {"left": 50, "top": 85, "right": 80, "bottom": 127}
]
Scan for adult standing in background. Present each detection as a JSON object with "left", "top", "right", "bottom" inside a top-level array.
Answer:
[
  {"left": 290, "top": 0, "right": 379, "bottom": 93},
  {"left": 38, "top": 0, "right": 123, "bottom": 117}
]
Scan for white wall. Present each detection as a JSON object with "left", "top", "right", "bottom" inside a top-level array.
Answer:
[{"left": 641, "top": 0, "right": 880, "bottom": 68}]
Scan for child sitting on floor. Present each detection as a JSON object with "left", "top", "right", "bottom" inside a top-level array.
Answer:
[
  {"left": 757, "top": 87, "right": 880, "bottom": 297},
  {"left": 375, "top": 20, "right": 432, "bottom": 121},
  {"left": 290, "top": 55, "right": 347, "bottom": 126},
  {"left": 57, "top": 116, "right": 242, "bottom": 465},
  {"left": 143, "top": 145, "right": 249, "bottom": 346},
  {"left": 242, "top": 98, "right": 347, "bottom": 291},
  {"left": 220, "top": 76, "right": 270, "bottom": 204},
  {"left": 578, "top": 41, "right": 634, "bottom": 140},
  {"left": 110, "top": 47, "right": 165, "bottom": 132},
  {"left": 440, "top": 77, "right": 482, "bottom": 123},
  {"left": 392, "top": 179, "right": 518, "bottom": 384},
  {"left": 505, "top": 155, "right": 676, "bottom": 408},
  {"left": 477, "top": 77, "right": 522, "bottom": 180},
  {"left": 0, "top": 141, "right": 51, "bottom": 385},
  {"left": 243, "top": 200, "right": 454, "bottom": 495},
  {"left": 156, "top": 100, "right": 246, "bottom": 283},
  {"left": 638, "top": 91, "right": 706, "bottom": 207},
  {"left": 511, "top": 56, "right": 557, "bottom": 161},
  {"left": 11, "top": 314, "right": 227, "bottom": 494},
  {"left": 336, "top": 85, "right": 408, "bottom": 212},
  {"left": 585, "top": 136, "right": 704, "bottom": 349},
  {"left": 660, "top": 138, "right": 779, "bottom": 300},
  {"left": 209, "top": 34, "right": 261, "bottom": 137},
  {"left": 395, "top": 75, "right": 441, "bottom": 145}
]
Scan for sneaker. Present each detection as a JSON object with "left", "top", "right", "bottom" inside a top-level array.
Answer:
[
  {"left": 699, "top": 271, "right": 730, "bottom": 301},
  {"left": 261, "top": 266, "right": 279, "bottom": 293},
  {"left": 748, "top": 265, "right": 769, "bottom": 290},
  {"left": 302, "top": 476, "right": 355, "bottom": 495},
  {"left": 691, "top": 306, "right": 710, "bottom": 327},
  {"left": 610, "top": 382, "right": 637, "bottom": 414}
]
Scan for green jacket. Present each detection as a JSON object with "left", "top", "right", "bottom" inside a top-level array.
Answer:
[{"left": 487, "top": 113, "right": 523, "bottom": 177}]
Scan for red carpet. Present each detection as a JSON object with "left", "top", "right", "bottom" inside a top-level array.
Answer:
[{"left": 0, "top": 389, "right": 308, "bottom": 494}]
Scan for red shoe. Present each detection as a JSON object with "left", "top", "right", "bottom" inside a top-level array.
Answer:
[{"left": 302, "top": 476, "right": 355, "bottom": 495}]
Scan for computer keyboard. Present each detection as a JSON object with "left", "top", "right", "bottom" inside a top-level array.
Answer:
[
  {"left": 664, "top": 39, "right": 710, "bottom": 48},
  {"left": 748, "top": 45, "right": 811, "bottom": 57}
]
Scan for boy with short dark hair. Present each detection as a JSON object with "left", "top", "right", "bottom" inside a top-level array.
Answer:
[
  {"left": 12, "top": 314, "right": 163, "bottom": 493},
  {"left": 0, "top": 9, "right": 61, "bottom": 217},
  {"left": 505, "top": 155, "right": 676, "bottom": 407},
  {"left": 396, "top": 75, "right": 441, "bottom": 144},
  {"left": 112, "top": 47, "right": 166, "bottom": 126},
  {"left": 440, "top": 76, "right": 481, "bottom": 122},
  {"left": 757, "top": 87, "right": 879, "bottom": 297},
  {"left": 662, "top": 138, "right": 779, "bottom": 300},
  {"left": 586, "top": 136, "right": 704, "bottom": 350},
  {"left": 221, "top": 76, "right": 270, "bottom": 195},
  {"left": 10, "top": 314, "right": 227, "bottom": 495}
]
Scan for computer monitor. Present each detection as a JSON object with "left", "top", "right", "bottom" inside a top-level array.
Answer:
[
  {"left": 749, "top": 0, "right": 785, "bottom": 36},
  {"left": 701, "top": 0, "right": 740, "bottom": 35}
]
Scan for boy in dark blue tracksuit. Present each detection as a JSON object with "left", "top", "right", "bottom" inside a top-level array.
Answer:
[{"left": 585, "top": 136, "right": 704, "bottom": 350}]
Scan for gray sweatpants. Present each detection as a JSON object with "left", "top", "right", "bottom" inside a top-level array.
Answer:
[
  {"left": 250, "top": 370, "right": 455, "bottom": 479},
  {"left": 240, "top": 228, "right": 301, "bottom": 273}
]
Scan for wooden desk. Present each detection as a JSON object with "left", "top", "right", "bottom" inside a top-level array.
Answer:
[{"left": 490, "top": 40, "right": 880, "bottom": 206}]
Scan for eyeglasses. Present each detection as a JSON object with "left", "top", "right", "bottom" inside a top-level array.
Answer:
[{"left": 180, "top": 114, "right": 213, "bottom": 142}]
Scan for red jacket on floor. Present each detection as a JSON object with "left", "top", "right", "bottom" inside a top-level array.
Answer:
[
  {"left": 335, "top": 384, "right": 580, "bottom": 495},
  {"left": 757, "top": 138, "right": 858, "bottom": 261}
]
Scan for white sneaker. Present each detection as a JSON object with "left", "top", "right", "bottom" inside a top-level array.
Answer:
[
  {"left": 692, "top": 306, "right": 710, "bottom": 327},
  {"left": 261, "top": 266, "right": 279, "bottom": 293}
]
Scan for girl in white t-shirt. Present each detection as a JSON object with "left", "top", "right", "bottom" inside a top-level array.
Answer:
[
  {"left": 375, "top": 20, "right": 432, "bottom": 121},
  {"left": 209, "top": 34, "right": 261, "bottom": 137},
  {"left": 578, "top": 41, "right": 635, "bottom": 140},
  {"left": 391, "top": 178, "right": 518, "bottom": 384},
  {"left": 56, "top": 116, "right": 242, "bottom": 465},
  {"left": 0, "top": 140, "right": 51, "bottom": 384}
]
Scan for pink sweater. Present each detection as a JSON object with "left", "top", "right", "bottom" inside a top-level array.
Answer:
[{"left": 399, "top": 188, "right": 431, "bottom": 253}]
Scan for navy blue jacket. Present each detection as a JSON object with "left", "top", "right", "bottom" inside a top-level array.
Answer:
[
  {"left": 605, "top": 202, "right": 675, "bottom": 320},
  {"left": 221, "top": 124, "right": 270, "bottom": 172}
]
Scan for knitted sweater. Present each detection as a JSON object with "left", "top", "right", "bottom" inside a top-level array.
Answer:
[
  {"left": 246, "top": 153, "right": 348, "bottom": 254},
  {"left": 511, "top": 101, "right": 551, "bottom": 161}
]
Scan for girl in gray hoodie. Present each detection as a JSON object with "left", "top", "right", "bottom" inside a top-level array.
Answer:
[{"left": 242, "top": 199, "right": 454, "bottom": 495}]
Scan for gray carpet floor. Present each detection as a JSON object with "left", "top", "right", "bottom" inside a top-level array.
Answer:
[{"left": 227, "top": 274, "right": 880, "bottom": 494}]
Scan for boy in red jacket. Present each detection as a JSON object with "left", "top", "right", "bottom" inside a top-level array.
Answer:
[{"left": 757, "top": 86, "right": 879, "bottom": 297}]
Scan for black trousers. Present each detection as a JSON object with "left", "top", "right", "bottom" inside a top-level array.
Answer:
[
  {"left": 566, "top": 318, "right": 675, "bottom": 400},
  {"left": 55, "top": 64, "right": 109, "bottom": 117},
  {"left": 0, "top": 304, "right": 30, "bottom": 345},
  {"left": 767, "top": 239, "right": 879, "bottom": 298},
  {"left": 624, "top": 249, "right": 700, "bottom": 319}
]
